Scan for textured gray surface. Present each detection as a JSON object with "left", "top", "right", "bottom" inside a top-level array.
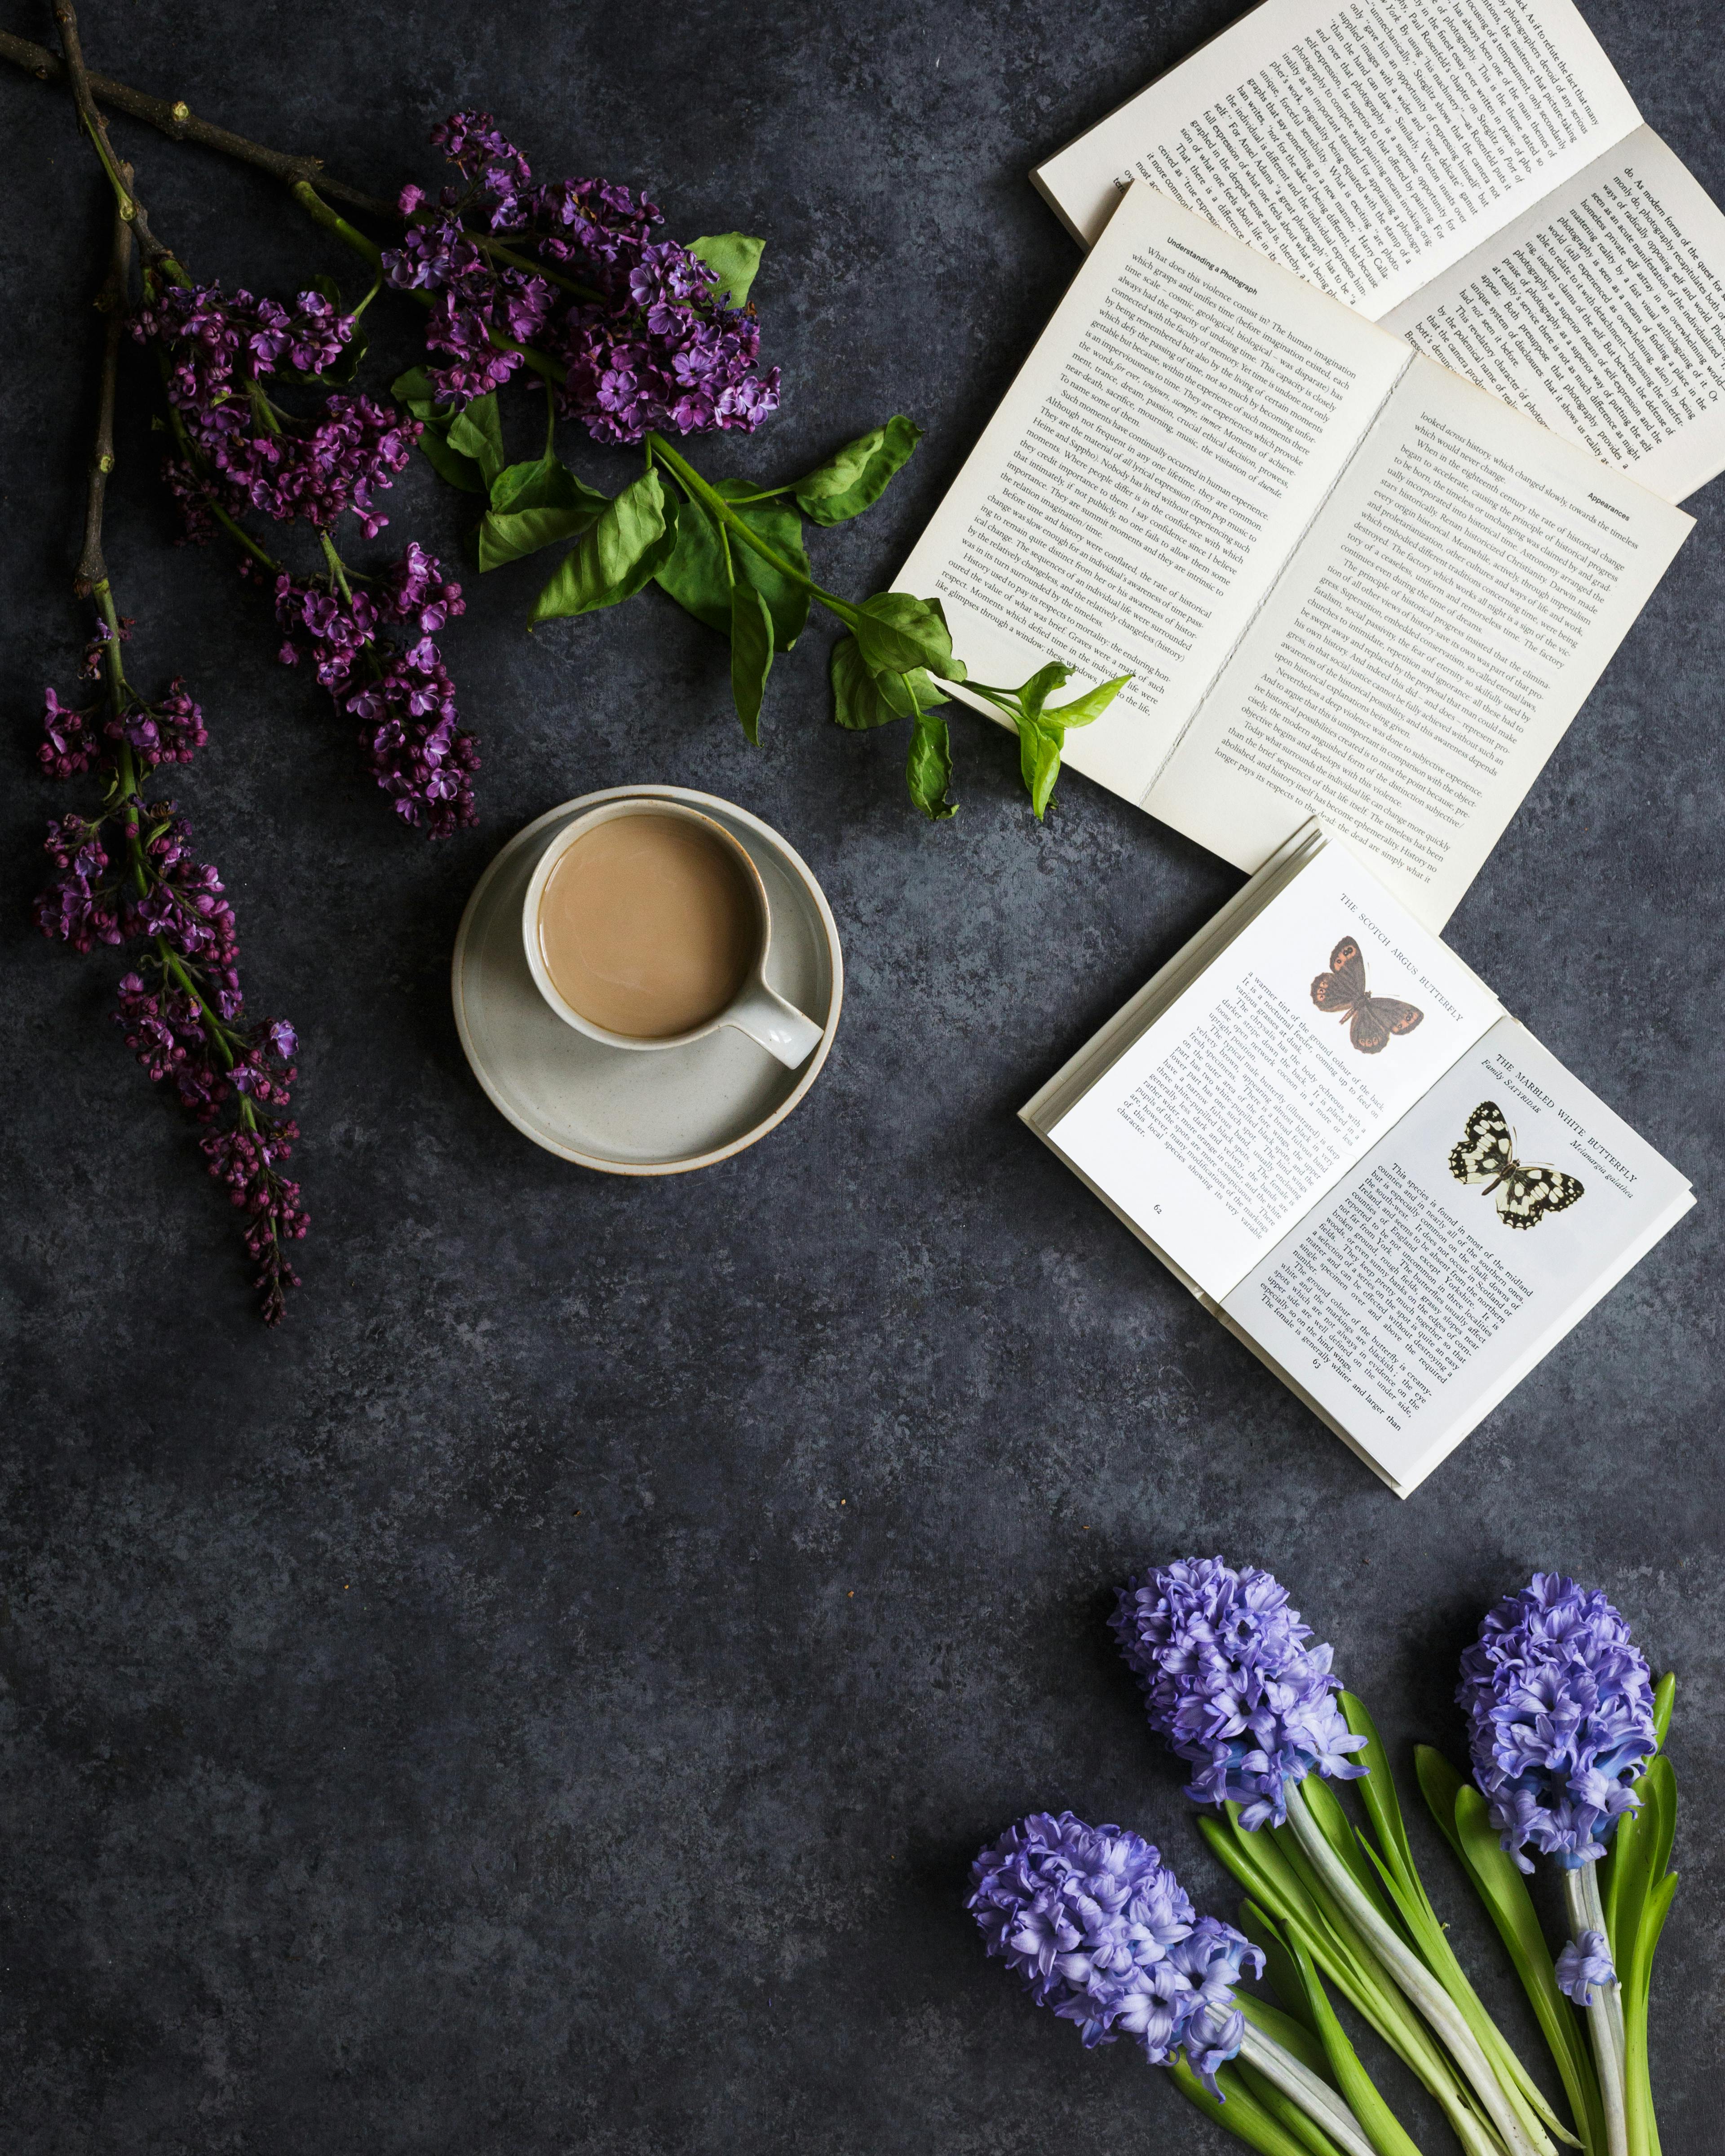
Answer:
[{"left": 0, "top": 2, "right": 1719, "bottom": 2149}]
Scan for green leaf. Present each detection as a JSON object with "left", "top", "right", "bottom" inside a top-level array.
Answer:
[
  {"left": 1651, "top": 1672, "right": 1674, "bottom": 1752},
  {"left": 729, "top": 579, "right": 774, "bottom": 744},
  {"left": 1233, "top": 2060, "right": 1352, "bottom": 2156},
  {"left": 478, "top": 456, "right": 610, "bottom": 570},
  {"left": 830, "top": 637, "right": 946, "bottom": 731},
  {"left": 1237, "top": 1991, "right": 1333, "bottom": 2081},
  {"left": 1017, "top": 720, "right": 1063, "bottom": 820},
  {"left": 1171, "top": 2059, "right": 1342, "bottom": 2156},
  {"left": 853, "top": 591, "right": 955, "bottom": 679},
  {"left": 1446, "top": 1780, "right": 1604, "bottom": 2155},
  {"left": 392, "top": 364, "right": 441, "bottom": 416},
  {"left": 1414, "top": 1746, "right": 1468, "bottom": 1867},
  {"left": 905, "top": 707, "right": 955, "bottom": 820},
  {"left": 529, "top": 468, "right": 672, "bottom": 625},
  {"left": 653, "top": 482, "right": 810, "bottom": 650},
  {"left": 689, "top": 231, "right": 765, "bottom": 309},
  {"left": 447, "top": 393, "right": 505, "bottom": 484},
  {"left": 1043, "top": 670, "right": 1133, "bottom": 728},
  {"left": 490, "top": 454, "right": 608, "bottom": 517},
  {"left": 416, "top": 424, "right": 487, "bottom": 493},
  {"left": 792, "top": 415, "right": 922, "bottom": 526},
  {"left": 1239, "top": 1902, "right": 1324, "bottom": 2041},
  {"left": 1014, "top": 662, "right": 1071, "bottom": 723},
  {"left": 1284, "top": 1932, "right": 1425, "bottom": 2156}
]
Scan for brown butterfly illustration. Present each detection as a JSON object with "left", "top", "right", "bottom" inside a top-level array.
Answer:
[{"left": 1309, "top": 937, "right": 1424, "bottom": 1055}]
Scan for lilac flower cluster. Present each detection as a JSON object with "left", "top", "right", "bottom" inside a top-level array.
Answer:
[
  {"left": 1458, "top": 1574, "right": 1658, "bottom": 1872},
  {"left": 381, "top": 111, "right": 780, "bottom": 442},
  {"left": 32, "top": 630, "right": 308, "bottom": 1324},
  {"left": 259, "top": 541, "right": 478, "bottom": 838},
  {"left": 133, "top": 282, "right": 420, "bottom": 538},
  {"left": 968, "top": 1811, "right": 1261, "bottom": 2093},
  {"left": 1113, "top": 1558, "right": 1367, "bottom": 1830}
]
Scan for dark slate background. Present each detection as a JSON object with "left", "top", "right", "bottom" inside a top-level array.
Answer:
[{"left": 0, "top": 2, "right": 1719, "bottom": 2149}]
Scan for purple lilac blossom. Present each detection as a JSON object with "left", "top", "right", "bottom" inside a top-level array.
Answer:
[
  {"left": 1555, "top": 1929, "right": 1616, "bottom": 2007},
  {"left": 259, "top": 545, "right": 478, "bottom": 838},
  {"left": 1457, "top": 1574, "right": 1658, "bottom": 1872},
  {"left": 34, "top": 631, "right": 307, "bottom": 1324},
  {"left": 132, "top": 283, "right": 420, "bottom": 537},
  {"left": 966, "top": 1811, "right": 1260, "bottom": 2094},
  {"left": 380, "top": 111, "right": 779, "bottom": 442},
  {"left": 1112, "top": 1557, "right": 1367, "bottom": 1830}
]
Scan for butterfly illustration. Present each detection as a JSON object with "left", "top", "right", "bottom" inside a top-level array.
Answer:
[
  {"left": 1309, "top": 937, "right": 1424, "bottom": 1054},
  {"left": 1448, "top": 1101, "right": 1585, "bottom": 1230}
]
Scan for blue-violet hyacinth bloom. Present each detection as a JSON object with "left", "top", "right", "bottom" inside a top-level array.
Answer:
[
  {"left": 1554, "top": 1929, "right": 1616, "bottom": 2007},
  {"left": 1112, "top": 1558, "right": 1367, "bottom": 1829},
  {"left": 967, "top": 1810, "right": 1261, "bottom": 2093},
  {"left": 1458, "top": 1574, "right": 1657, "bottom": 1873}
]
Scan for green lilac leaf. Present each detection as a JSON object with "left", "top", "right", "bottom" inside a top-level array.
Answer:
[
  {"left": 854, "top": 591, "right": 955, "bottom": 678},
  {"left": 874, "top": 666, "right": 949, "bottom": 719},
  {"left": 653, "top": 482, "right": 810, "bottom": 649},
  {"left": 490, "top": 454, "right": 608, "bottom": 517},
  {"left": 416, "top": 423, "right": 486, "bottom": 493},
  {"left": 447, "top": 393, "right": 505, "bottom": 484},
  {"left": 528, "top": 468, "right": 672, "bottom": 625},
  {"left": 689, "top": 232, "right": 765, "bottom": 308},
  {"left": 1017, "top": 720, "right": 1063, "bottom": 820},
  {"left": 793, "top": 415, "right": 922, "bottom": 526},
  {"left": 479, "top": 500, "right": 604, "bottom": 572},
  {"left": 729, "top": 580, "right": 774, "bottom": 745},
  {"left": 392, "top": 364, "right": 440, "bottom": 417},
  {"left": 1044, "top": 671, "right": 1133, "bottom": 727},
  {"left": 830, "top": 636, "right": 899, "bottom": 731},
  {"left": 905, "top": 708, "right": 955, "bottom": 820},
  {"left": 1013, "top": 661, "right": 1070, "bottom": 724}
]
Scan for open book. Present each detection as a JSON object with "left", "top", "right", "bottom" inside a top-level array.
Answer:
[
  {"left": 1032, "top": 0, "right": 1725, "bottom": 505},
  {"left": 1022, "top": 823, "right": 1694, "bottom": 1496},
  {"left": 895, "top": 185, "right": 1692, "bottom": 928}
]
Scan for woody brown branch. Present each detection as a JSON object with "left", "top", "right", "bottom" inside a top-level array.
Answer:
[{"left": 75, "top": 166, "right": 135, "bottom": 596}]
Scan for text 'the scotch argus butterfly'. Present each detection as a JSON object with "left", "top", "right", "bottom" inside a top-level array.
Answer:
[
  {"left": 1448, "top": 1101, "right": 1585, "bottom": 1229},
  {"left": 1309, "top": 937, "right": 1424, "bottom": 1055}
]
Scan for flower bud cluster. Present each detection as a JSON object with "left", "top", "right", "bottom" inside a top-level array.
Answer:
[
  {"left": 263, "top": 541, "right": 478, "bottom": 839},
  {"left": 381, "top": 110, "right": 780, "bottom": 444},
  {"left": 968, "top": 1811, "right": 1261, "bottom": 2092}
]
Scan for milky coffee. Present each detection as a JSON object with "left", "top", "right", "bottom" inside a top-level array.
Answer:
[{"left": 535, "top": 811, "right": 759, "bottom": 1038}]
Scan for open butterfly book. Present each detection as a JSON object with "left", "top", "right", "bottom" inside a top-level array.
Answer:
[
  {"left": 895, "top": 185, "right": 1693, "bottom": 930},
  {"left": 1021, "top": 823, "right": 1694, "bottom": 1496},
  {"left": 1033, "top": 0, "right": 1725, "bottom": 506}
]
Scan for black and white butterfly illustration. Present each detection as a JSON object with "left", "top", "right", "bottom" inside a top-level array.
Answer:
[
  {"left": 1309, "top": 937, "right": 1424, "bottom": 1055},
  {"left": 1448, "top": 1101, "right": 1585, "bottom": 1230}
]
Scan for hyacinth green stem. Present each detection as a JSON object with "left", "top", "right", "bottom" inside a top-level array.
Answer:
[
  {"left": 1214, "top": 1829, "right": 1508, "bottom": 2156},
  {"left": 1171, "top": 2056, "right": 1349, "bottom": 2156},
  {"left": 1566, "top": 1869, "right": 1628, "bottom": 2156},
  {"left": 1238, "top": 2023, "right": 1380, "bottom": 2156},
  {"left": 1285, "top": 1781, "right": 1550, "bottom": 2156}
]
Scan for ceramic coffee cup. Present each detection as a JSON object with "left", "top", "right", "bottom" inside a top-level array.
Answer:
[{"left": 521, "top": 798, "right": 824, "bottom": 1070}]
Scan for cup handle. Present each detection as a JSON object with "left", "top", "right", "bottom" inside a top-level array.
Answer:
[{"left": 725, "top": 979, "right": 824, "bottom": 1070}]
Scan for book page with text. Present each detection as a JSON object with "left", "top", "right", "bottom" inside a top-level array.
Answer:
[
  {"left": 894, "top": 188, "right": 1409, "bottom": 803},
  {"left": 1148, "top": 355, "right": 1693, "bottom": 927},
  {"left": 1385, "top": 127, "right": 1725, "bottom": 502},
  {"left": 1033, "top": 0, "right": 1640, "bottom": 318},
  {"left": 1221, "top": 1018, "right": 1693, "bottom": 1491},
  {"left": 1044, "top": 844, "right": 1499, "bottom": 1299}
]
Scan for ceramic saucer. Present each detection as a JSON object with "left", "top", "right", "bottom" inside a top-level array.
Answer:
[{"left": 451, "top": 786, "right": 843, "bottom": 1173}]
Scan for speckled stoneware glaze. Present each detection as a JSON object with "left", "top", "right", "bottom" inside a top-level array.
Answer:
[{"left": 452, "top": 786, "right": 843, "bottom": 1172}]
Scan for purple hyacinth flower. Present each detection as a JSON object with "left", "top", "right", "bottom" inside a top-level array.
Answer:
[
  {"left": 1457, "top": 1574, "right": 1658, "bottom": 1873},
  {"left": 1555, "top": 1929, "right": 1616, "bottom": 2006},
  {"left": 967, "top": 1811, "right": 1261, "bottom": 2094},
  {"left": 1112, "top": 1558, "right": 1367, "bottom": 1830}
]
